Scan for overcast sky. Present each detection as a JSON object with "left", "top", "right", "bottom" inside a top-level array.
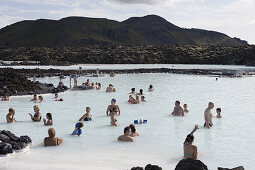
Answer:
[{"left": 0, "top": 0, "right": 254, "bottom": 44}]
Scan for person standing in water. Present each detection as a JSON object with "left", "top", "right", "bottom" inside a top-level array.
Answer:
[
  {"left": 183, "top": 124, "right": 199, "bottom": 159},
  {"left": 44, "top": 128, "right": 63, "bottom": 146},
  {"left": 43, "top": 113, "right": 53, "bottom": 126},
  {"left": 183, "top": 104, "right": 189, "bottom": 113},
  {"left": 216, "top": 108, "right": 222, "bottom": 118},
  {"left": 204, "top": 102, "right": 214, "bottom": 128},
  {"left": 73, "top": 73, "right": 79, "bottom": 87},
  {"left": 31, "top": 94, "right": 39, "bottom": 102},
  {"left": 171, "top": 101, "right": 184, "bottom": 116},
  {"left": 79, "top": 107, "right": 92, "bottom": 121},
  {"left": 118, "top": 126, "right": 134, "bottom": 142},
  {"left": 29, "top": 105, "right": 42, "bottom": 122},
  {"left": 110, "top": 106, "right": 118, "bottom": 126},
  {"left": 129, "top": 124, "right": 140, "bottom": 137},
  {"left": 106, "top": 99, "right": 120, "bottom": 116},
  {"left": 6, "top": 108, "right": 16, "bottom": 123}
]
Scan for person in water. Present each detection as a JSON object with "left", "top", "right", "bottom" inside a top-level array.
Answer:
[
  {"left": 44, "top": 128, "right": 63, "bottom": 146},
  {"left": 171, "top": 101, "right": 184, "bottom": 116},
  {"left": 129, "top": 124, "right": 139, "bottom": 137},
  {"left": 216, "top": 108, "right": 222, "bottom": 118},
  {"left": 43, "top": 113, "right": 53, "bottom": 126},
  {"left": 109, "top": 106, "right": 119, "bottom": 126},
  {"left": 31, "top": 94, "right": 39, "bottom": 102},
  {"left": 130, "top": 88, "right": 136, "bottom": 94},
  {"left": 141, "top": 96, "right": 146, "bottom": 102},
  {"left": 148, "top": 85, "right": 154, "bottom": 92},
  {"left": 106, "top": 84, "right": 116, "bottom": 92},
  {"left": 183, "top": 124, "right": 199, "bottom": 159},
  {"left": 55, "top": 93, "right": 64, "bottom": 101},
  {"left": 73, "top": 73, "right": 78, "bottom": 87},
  {"left": 106, "top": 98, "right": 120, "bottom": 116},
  {"left": 183, "top": 104, "right": 189, "bottom": 113},
  {"left": 118, "top": 126, "right": 134, "bottom": 142},
  {"left": 29, "top": 105, "right": 42, "bottom": 122},
  {"left": 72, "top": 122, "right": 84, "bottom": 136},
  {"left": 79, "top": 107, "right": 92, "bottom": 121},
  {"left": 96, "top": 83, "right": 101, "bottom": 90},
  {"left": 129, "top": 95, "right": 140, "bottom": 104},
  {"left": 39, "top": 95, "right": 44, "bottom": 103},
  {"left": 6, "top": 108, "right": 16, "bottom": 123},
  {"left": 204, "top": 102, "right": 214, "bottom": 128},
  {"left": 1, "top": 95, "right": 10, "bottom": 101},
  {"left": 83, "top": 79, "right": 90, "bottom": 87},
  {"left": 90, "top": 82, "right": 95, "bottom": 89},
  {"left": 138, "top": 89, "right": 144, "bottom": 95}
]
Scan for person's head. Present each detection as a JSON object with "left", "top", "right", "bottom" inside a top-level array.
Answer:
[
  {"left": 140, "top": 89, "right": 143, "bottom": 94},
  {"left": 216, "top": 108, "right": 221, "bottom": 114},
  {"left": 208, "top": 102, "right": 214, "bottom": 109},
  {"left": 91, "top": 83, "right": 94, "bottom": 86},
  {"left": 48, "top": 128, "right": 56, "bottom": 138},
  {"left": 55, "top": 93, "right": 58, "bottom": 98},
  {"left": 77, "top": 122, "right": 84, "bottom": 129},
  {"left": 185, "top": 134, "right": 194, "bottom": 144},
  {"left": 175, "top": 101, "right": 180, "bottom": 106},
  {"left": 98, "top": 83, "right": 101, "bottom": 87},
  {"left": 131, "top": 88, "right": 135, "bottom": 92},
  {"left": 39, "top": 95, "right": 43, "bottom": 101},
  {"left": 87, "top": 79, "right": 89, "bottom": 82},
  {"left": 124, "top": 126, "right": 131, "bottom": 135},
  {"left": 141, "top": 96, "right": 145, "bottom": 100},
  {"left": 9, "top": 108, "right": 15, "bottom": 114},
  {"left": 33, "top": 94, "right": 37, "bottom": 99},
  {"left": 111, "top": 98, "right": 116, "bottom": 105},
  {"left": 109, "top": 84, "right": 113, "bottom": 87},
  {"left": 46, "top": 113, "right": 52, "bottom": 120},
  {"left": 183, "top": 104, "right": 187, "bottom": 109},
  {"left": 149, "top": 85, "right": 153, "bottom": 89},
  {"left": 129, "top": 124, "right": 136, "bottom": 133},
  {"left": 34, "top": 105, "right": 40, "bottom": 112},
  {"left": 86, "top": 107, "right": 91, "bottom": 113}
]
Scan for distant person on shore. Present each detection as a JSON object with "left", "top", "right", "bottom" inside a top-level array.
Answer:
[
  {"left": 96, "top": 83, "right": 101, "bottom": 90},
  {"left": 141, "top": 96, "right": 146, "bottom": 102},
  {"left": 118, "top": 126, "right": 134, "bottom": 142},
  {"left": 1, "top": 95, "right": 10, "bottom": 101},
  {"left": 43, "top": 113, "right": 53, "bottom": 126},
  {"left": 129, "top": 124, "right": 139, "bottom": 137},
  {"left": 204, "top": 102, "right": 214, "bottom": 128},
  {"left": 29, "top": 105, "right": 42, "bottom": 122},
  {"left": 216, "top": 108, "right": 222, "bottom": 118},
  {"left": 148, "top": 85, "right": 154, "bottom": 92},
  {"left": 6, "top": 108, "right": 16, "bottom": 123},
  {"left": 106, "top": 84, "right": 116, "bottom": 92},
  {"left": 31, "top": 94, "right": 39, "bottom": 102},
  {"left": 39, "top": 95, "right": 44, "bottom": 103},
  {"left": 130, "top": 88, "right": 136, "bottom": 94},
  {"left": 183, "top": 124, "right": 199, "bottom": 159},
  {"left": 79, "top": 107, "right": 92, "bottom": 121},
  {"left": 138, "top": 89, "right": 144, "bottom": 95},
  {"left": 72, "top": 122, "right": 84, "bottom": 136},
  {"left": 110, "top": 72, "right": 115, "bottom": 77},
  {"left": 73, "top": 73, "right": 79, "bottom": 87},
  {"left": 106, "top": 98, "right": 120, "bottom": 116},
  {"left": 44, "top": 128, "right": 63, "bottom": 146},
  {"left": 183, "top": 104, "right": 189, "bottom": 113},
  {"left": 171, "top": 101, "right": 184, "bottom": 116}
]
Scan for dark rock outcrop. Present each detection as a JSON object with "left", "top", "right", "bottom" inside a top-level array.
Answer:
[
  {"left": 218, "top": 166, "right": 244, "bottom": 170},
  {"left": 0, "top": 130, "right": 32, "bottom": 155},
  {"left": 175, "top": 158, "right": 208, "bottom": 170},
  {"left": 131, "top": 164, "right": 162, "bottom": 170}
]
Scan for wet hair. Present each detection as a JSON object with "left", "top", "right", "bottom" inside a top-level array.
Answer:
[
  {"left": 77, "top": 122, "right": 84, "bottom": 129},
  {"left": 184, "top": 134, "right": 194, "bottom": 144},
  {"left": 140, "top": 89, "right": 143, "bottom": 94},
  {"left": 86, "top": 107, "right": 91, "bottom": 110},
  {"left": 111, "top": 98, "right": 116, "bottom": 103},
  {"left": 176, "top": 101, "right": 180, "bottom": 105},
  {"left": 124, "top": 126, "right": 131, "bottom": 134},
  {"left": 46, "top": 113, "right": 52, "bottom": 120},
  {"left": 129, "top": 124, "right": 136, "bottom": 133},
  {"left": 216, "top": 108, "right": 221, "bottom": 112},
  {"left": 34, "top": 105, "right": 40, "bottom": 111},
  {"left": 9, "top": 108, "right": 15, "bottom": 113},
  {"left": 109, "top": 84, "right": 113, "bottom": 87},
  {"left": 131, "top": 88, "right": 135, "bottom": 92},
  {"left": 149, "top": 85, "right": 153, "bottom": 89},
  {"left": 48, "top": 128, "right": 56, "bottom": 138},
  {"left": 183, "top": 104, "right": 187, "bottom": 107}
]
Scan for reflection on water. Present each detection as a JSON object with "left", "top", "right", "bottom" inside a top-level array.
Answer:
[{"left": 0, "top": 73, "right": 254, "bottom": 170}]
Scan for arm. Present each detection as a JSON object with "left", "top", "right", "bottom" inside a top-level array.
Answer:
[
  {"left": 58, "top": 137, "right": 63, "bottom": 145},
  {"left": 106, "top": 106, "right": 109, "bottom": 116},
  {"left": 117, "top": 106, "right": 120, "bottom": 115},
  {"left": 181, "top": 108, "right": 184, "bottom": 116},
  {"left": 79, "top": 114, "right": 86, "bottom": 121},
  {"left": 190, "top": 124, "right": 199, "bottom": 136}
]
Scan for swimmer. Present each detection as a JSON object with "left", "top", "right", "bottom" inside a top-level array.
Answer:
[
  {"left": 31, "top": 94, "right": 39, "bottom": 102},
  {"left": 171, "top": 101, "right": 184, "bottom": 116},
  {"left": 183, "top": 104, "right": 189, "bottom": 113},
  {"left": 110, "top": 72, "right": 115, "bottom": 77},
  {"left": 130, "top": 88, "right": 136, "bottom": 94},
  {"left": 84, "top": 79, "right": 90, "bottom": 87},
  {"left": 54, "top": 93, "right": 63, "bottom": 101},
  {"left": 1, "top": 95, "right": 10, "bottom": 101},
  {"left": 90, "top": 82, "right": 95, "bottom": 89},
  {"left": 106, "top": 84, "right": 116, "bottom": 92},
  {"left": 118, "top": 126, "right": 134, "bottom": 142},
  {"left": 204, "top": 102, "right": 214, "bottom": 128},
  {"left": 148, "top": 85, "right": 154, "bottom": 92},
  {"left": 39, "top": 95, "right": 44, "bottom": 103},
  {"left": 138, "top": 89, "right": 144, "bottom": 95},
  {"left": 183, "top": 124, "right": 199, "bottom": 159},
  {"left": 55, "top": 93, "right": 59, "bottom": 99},
  {"left": 141, "top": 96, "right": 146, "bottom": 102},
  {"left": 129, "top": 124, "right": 139, "bottom": 137},
  {"left": 128, "top": 95, "right": 135, "bottom": 103},
  {"left": 43, "top": 113, "right": 53, "bottom": 126},
  {"left": 79, "top": 107, "right": 92, "bottom": 121},
  {"left": 129, "top": 95, "right": 140, "bottom": 104},
  {"left": 106, "top": 98, "right": 120, "bottom": 116},
  {"left": 96, "top": 83, "right": 101, "bottom": 90},
  {"left": 71, "top": 122, "right": 84, "bottom": 136},
  {"left": 110, "top": 106, "right": 118, "bottom": 126},
  {"left": 44, "top": 128, "right": 63, "bottom": 146},
  {"left": 216, "top": 108, "right": 222, "bottom": 118},
  {"left": 28, "top": 105, "right": 42, "bottom": 122},
  {"left": 6, "top": 108, "right": 16, "bottom": 123}
]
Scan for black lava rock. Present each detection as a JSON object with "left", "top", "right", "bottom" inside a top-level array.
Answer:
[{"left": 175, "top": 159, "right": 208, "bottom": 170}]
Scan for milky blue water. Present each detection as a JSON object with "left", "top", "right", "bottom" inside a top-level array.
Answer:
[{"left": 0, "top": 73, "right": 254, "bottom": 170}]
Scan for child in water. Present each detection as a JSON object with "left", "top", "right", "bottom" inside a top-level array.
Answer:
[
  {"left": 183, "top": 104, "right": 189, "bottom": 113},
  {"left": 216, "top": 108, "right": 222, "bottom": 118},
  {"left": 43, "top": 113, "right": 53, "bottom": 126},
  {"left": 141, "top": 96, "right": 146, "bottom": 102},
  {"left": 72, "top": 122, "right": 84, "bottom": 136}
]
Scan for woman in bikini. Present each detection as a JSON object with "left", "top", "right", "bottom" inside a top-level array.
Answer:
[
  {"left": 183, "top": 124, "right": 199, "bottom": 159},
  {"left": 29, "top": 105, "right": 42, "bottom": 122},
  {"left": 106, "top": 99, "right": 120, "bottom": 116}
]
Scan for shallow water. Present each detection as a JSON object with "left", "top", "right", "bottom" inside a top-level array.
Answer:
[{"left": 0, "top": 73, "right": 254, "bottom": 170}]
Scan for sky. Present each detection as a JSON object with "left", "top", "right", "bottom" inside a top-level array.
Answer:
[{"left": 0, "top": 0, "right": 254, "bottom": 44}]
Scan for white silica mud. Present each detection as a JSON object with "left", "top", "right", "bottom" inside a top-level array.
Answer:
[{"left": 0, "top": 73, "right": 254, "bottom": 170}]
